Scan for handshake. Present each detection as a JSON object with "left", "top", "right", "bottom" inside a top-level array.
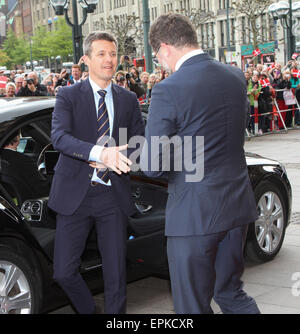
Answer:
[{"left": 89, "top": 144, "right": 132, "bottom": 175}]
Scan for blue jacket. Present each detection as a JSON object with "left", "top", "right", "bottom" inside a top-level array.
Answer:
[
  {"left": 48, "top": 79, "right": 145, "bottom": 216},
  {"left": 141, "top": 53, "right": 257, "bottom": 236}
]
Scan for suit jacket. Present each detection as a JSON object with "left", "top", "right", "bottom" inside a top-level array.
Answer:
[
  {"left": 48, "top": 79, "right": 145, "bottom": 216},
  {"left": 142, "top": 53, "right": 257, "bottom": 236}
]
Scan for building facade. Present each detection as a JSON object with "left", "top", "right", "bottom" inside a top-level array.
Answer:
[
  {"left": 80, "top": 0, "right": 297, "bottom": 68},
  {"left": 10, "top": 0, "right": 298, "bottom": 69}
]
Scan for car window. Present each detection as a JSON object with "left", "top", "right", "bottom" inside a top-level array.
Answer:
[{"left": 0, "top": 115, "right": 52, "bottom": 208}]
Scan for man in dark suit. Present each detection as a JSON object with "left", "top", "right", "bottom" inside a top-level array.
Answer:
[
  {"left": 141, "top": 13, "right": 260, "bottom": 314},
  {"left": 48, "top": 31, "right": 145, "bottom": 314}
]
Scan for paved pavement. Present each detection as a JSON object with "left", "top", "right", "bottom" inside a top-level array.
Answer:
[{"left": 51, "top": 129, "right": 300, "bottom": 314}]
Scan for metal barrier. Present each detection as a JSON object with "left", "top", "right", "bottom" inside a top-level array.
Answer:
[
  {"left": 246, "top": 88, "right": 300, "bottom": 138},
  {"left": 138, "top": 91, "right": 300, "bottom": 139}
]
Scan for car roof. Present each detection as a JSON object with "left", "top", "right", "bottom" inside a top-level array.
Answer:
[
  {"left": 0, "top": 97, "right": 55, "bottom": 140},
  {"left": 0, "top": 97, "right": 55, "bottom": 118}
]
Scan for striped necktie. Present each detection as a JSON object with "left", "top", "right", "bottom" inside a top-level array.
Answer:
[{"left": 96, "top": 89, "right": 110, "bottom": 183}]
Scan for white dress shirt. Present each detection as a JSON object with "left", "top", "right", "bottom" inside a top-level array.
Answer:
[
  {"left": 175, "top": 49, "right": 204, "bottom": 72},
  {"left": 88, "top": 77, "right": 114, "bottom": 186}
]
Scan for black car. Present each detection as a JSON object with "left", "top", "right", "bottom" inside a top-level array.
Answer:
[{"left": 0, "top": 97, "right": 292, "bottom": 314}]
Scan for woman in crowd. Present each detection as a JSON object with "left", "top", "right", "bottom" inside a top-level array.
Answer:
[
  {"left": 247, "top": 73, "right": 262, "bottom": 134},
  {"left": 5, "top": 82, "right": 16, "bottom": 97}
]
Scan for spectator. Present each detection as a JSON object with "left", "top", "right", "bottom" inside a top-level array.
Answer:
[
  {"left": 147, "top": 73, "right": 158, "bottom": 100},
  {"left": 69, "top": 64, "right": 82, "bottom": 85},
  {"left": 256, "top": 64, "right": 263, "bottom": 75},
  {"left": 161, "top": 70, "right": 170, "bottom": 80},
  {"left": 275, "top": 71, "right": 292, "bottom": 128},
  {"left": 244, "top": 71, "right": 251, "bottom": 85},
  {"left": 138, "top": 72, "right": 151, "bottom": 105},
  {"left": 126, "top": 66, "right": 146, "bottom": 98},
  {"left": 117, "top": 55, "right": 132, "bottom": 72},
  {"left": 258, "top": 74, "right": 273, "bottom": 133},
  {"left": 16, "top": 72, "right": 47, "bottom": 97},
  {"left": 290, "top": 65, "right": 300, "bottom": 89},
  {"left": 43, "top": 75, "right": 55, "bottom": 96},
  {"left": 247, "top": 74, "right": 261, "bottom": 134},
  {"left": 54, "top": 68, "right": 71, "bottom": 88},
  {"left": 14, "top": 76, "right": 24, "bottom": 94},
  {"left": 114, "top": 71, "right": 128, "bottom": 89},
  {"left": 5, "top": 82, "right": 16, "bottom": 97},
  {"left": 140, "top": 72, "right": 149, "bottom": 91},
  {"left": 9, "top": 70, "right": 16, "bottom": 83}
]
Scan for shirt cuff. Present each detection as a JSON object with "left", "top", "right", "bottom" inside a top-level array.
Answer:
[{"left": 89, "top": 145, "right": 104, "bottom": 163}]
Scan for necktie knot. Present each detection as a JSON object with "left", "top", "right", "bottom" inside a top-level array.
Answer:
[{"left": 98, "top": 89, "right": 107, "bottom": 99}]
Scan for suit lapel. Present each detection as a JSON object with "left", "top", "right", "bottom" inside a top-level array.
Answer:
[
  {"left": 111, "top": 83, "right": 121, "bottom": 141},
  {"left": 81, "top": 79, "right": 98, "bottom": 136}
]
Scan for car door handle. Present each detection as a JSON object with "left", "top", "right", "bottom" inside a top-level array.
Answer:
[
  {"left": 135, "top": 202, "right": 152, "bottom": 214},
  {"left": 132, "top": 188, "right": 141, "bottom": 199}
]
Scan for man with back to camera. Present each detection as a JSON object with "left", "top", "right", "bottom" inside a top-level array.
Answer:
[
  {"left": 141, "top": 13, "right": 260, "bottom": 314},
  {"left": 48, "top": 31, "right": 145, "bottom": 314}
]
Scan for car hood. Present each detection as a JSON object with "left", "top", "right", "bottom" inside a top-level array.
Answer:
[{"left": 245, "top": 152, "right": 279, "bottom": 166}]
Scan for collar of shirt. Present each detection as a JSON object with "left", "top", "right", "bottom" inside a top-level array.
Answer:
[
  {"left": 89, "top": 77, "right": 112, "bottom": 100},
  {"left": 175, "top": 49, "right": 204, "bottom": 72}
]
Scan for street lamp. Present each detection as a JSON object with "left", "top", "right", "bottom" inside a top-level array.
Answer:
[
  {"left": 268, "top": 1, "right": 300, "bottom": 61},
  {"left": 49, "top": 0, "right": 99, "bottom": 64}
]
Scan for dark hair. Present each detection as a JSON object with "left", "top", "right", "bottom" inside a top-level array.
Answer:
[
  {"left": 83, "top": 31, "right": 118, "bottom": 57},
  {"left": 3, "top": 130, "right": 21, "bottom": 148},
  {"left": 149, "top": 13, "right": 199, "bottom": 54}
]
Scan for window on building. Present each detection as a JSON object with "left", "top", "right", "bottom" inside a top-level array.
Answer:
[
  {"left": 220, "top": 20, "right": 225, "bottom": 47},
  {"left": 231, "top": 18, "right": 235, "bottom": 45}
]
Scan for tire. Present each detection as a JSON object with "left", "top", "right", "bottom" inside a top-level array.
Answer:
[
  {"left": 245, "top": 180, "right": 287, "bottom": 262},
  {"left": 0, "top": 247, "right": 42, "bottom": 314}
]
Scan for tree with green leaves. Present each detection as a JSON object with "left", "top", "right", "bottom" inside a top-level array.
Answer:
[
  {"left": 0, "top": 49, "right": 10, "bottom": 67},
  {"left": 105, "top": 15, "right": 144, "bottom": 58},
  {"left": 232, "top": 0, "right": 274, "bottom": 49},
  {"left": 31, "top": 18, "right": 73, "bottom": 63},
  {"left": 2, "top": 29, "right": 29, "bottom": 69},
  {"left": 2, "top": 18, "right": 73, "bottom": 69}
]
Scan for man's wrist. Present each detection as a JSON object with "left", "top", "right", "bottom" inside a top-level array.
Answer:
[{"left": 89, "top": 145, "right": 104, "bottom": 163}]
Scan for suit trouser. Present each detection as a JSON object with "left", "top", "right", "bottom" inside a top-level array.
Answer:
[
  {"left": 53, "top": 184, "right": 127, "bottom": 314},
  {"left": 167, "top": 225, "right": 260, "bottom": 314}
]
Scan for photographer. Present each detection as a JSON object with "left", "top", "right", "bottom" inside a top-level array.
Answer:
[
  {"left": 54, "top": 68, "right": 71, "bottom": 88},
  {"left": 16, "top": 72, "right": 47, "bottom": 97},
  {"left": 126, "top": 66, "right": 146, "bottom": 98},
  {"left": 115, "top": 71, "right": 129, "bottom": 89},
  {"left": 43, "top": 75, "right": 55, "bottom": 96}
]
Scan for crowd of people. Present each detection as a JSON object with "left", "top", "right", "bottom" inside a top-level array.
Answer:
[
  {"left": 2, "top": 54, "right": 300, "bottom": 136},
  {"left": 0, "top": 55, "right": 167, "bottom": 104},
  {"left": 244, "top": 59, "right": 300, "bottom": 135}
]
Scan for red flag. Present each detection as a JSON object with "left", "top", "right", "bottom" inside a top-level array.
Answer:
[
  {"left": 252, "top": 49, "right": 261, "bottom": 57},
  {"left": 292, "top": 69, "right": 300, "bottom": 78},
  {"left": 0, "top": 76, "right": 8, "bottom": 89},
  {"left": 259, "top": 78, "right": 271, "bottom": 88},
  {"left": 292, "top": 53, "right": 299, "bottom": 60},
  {"left": 267, "top": 63, "right": 275, "bottom": 71}
]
